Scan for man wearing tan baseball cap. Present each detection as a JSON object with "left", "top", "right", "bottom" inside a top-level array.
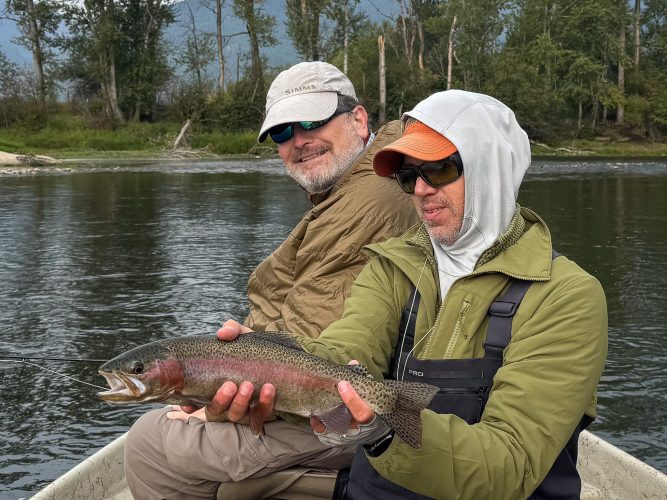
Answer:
[
  {"left": 124, "top": 61, "right": 419, "bottom": 500},
  {"left": 258, "top": 61, "right": 358, "bottom": 143}
]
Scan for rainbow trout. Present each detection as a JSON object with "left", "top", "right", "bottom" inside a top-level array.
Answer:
[{"left": 98, "top": 332, "right": 438, "bottom": 448}]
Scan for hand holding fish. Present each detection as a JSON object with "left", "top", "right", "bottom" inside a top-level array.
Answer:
[
  {"left": 310, "top": 370, "right": 391, "bottom": 447},
  {"left": 167, "top": 320, "right": 277, "bottom": 426},
  {"left": 216, "top": 319, "right": 252, "bottom": 341},
  {"left": 167, "top": 380, "right": 276, "bottom": 425}
]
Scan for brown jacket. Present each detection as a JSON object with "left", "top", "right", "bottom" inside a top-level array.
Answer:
[{"left": 244, "top": 120, "right": 420, "bottom": 338}]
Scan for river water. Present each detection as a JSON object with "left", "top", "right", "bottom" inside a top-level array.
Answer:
[{"left": 0, "top": 158, "right": 665, "bottom": 496}]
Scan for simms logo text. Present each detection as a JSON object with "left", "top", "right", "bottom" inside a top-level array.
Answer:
[{"left": 284, "top": 84, "right": 317, "bottom": 94}]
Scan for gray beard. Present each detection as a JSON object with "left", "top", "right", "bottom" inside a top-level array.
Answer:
[
  {"left": 424, "top": 221, "right": 463, "bottom": 246},
  {"left": 287, "top": 138, "right": 365, "bottom": 194}
]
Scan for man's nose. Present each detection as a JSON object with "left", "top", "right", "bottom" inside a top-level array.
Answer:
[
  {"left": 413, "top": 176, "right": 438, "bottom": 196},
  {"left": 291, "top": 126, "right": 312, "bottom": 148}
]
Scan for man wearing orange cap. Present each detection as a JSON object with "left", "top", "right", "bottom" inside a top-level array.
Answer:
[
  {"left": 212, "top": 90, "right": 607, "bottom": 498},
  {"left": 292, "top": 90, "right": 609, "bottom": 498}
]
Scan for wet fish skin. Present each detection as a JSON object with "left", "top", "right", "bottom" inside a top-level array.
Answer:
[{"left": 98, "top": 332, "right": 438, "bottom": 448}]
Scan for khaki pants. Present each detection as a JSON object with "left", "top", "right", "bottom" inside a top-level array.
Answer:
[{"left": 125, "top": 408, "right": 352, "bottom": 500}]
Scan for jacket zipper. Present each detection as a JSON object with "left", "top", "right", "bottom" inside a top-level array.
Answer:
[{"left": 439, "top": 299, "right": 471, "bottom": 359}]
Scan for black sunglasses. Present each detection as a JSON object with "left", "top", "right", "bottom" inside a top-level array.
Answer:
[
  {"left": 269, "top": 108, "right": 352, "bottom": 144},
  {"left": 394, "top": 152, "right": 463, "bottom": 194}
]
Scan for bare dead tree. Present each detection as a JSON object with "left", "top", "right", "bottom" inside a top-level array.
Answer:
[{"left": 378, "top": 34, "right": 386, "bottom": 124}]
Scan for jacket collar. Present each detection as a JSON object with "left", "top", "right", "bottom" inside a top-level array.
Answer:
[{"left": 405, "top": 205, "right": 554, "bottom": 281}]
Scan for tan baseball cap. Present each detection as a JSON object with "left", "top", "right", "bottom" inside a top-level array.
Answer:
[
  {"left": 373, "top": 121, "right": 458, "bottom": 176},
  {"left": 258, "top": 61, "right": 357, "bottom": 143}
]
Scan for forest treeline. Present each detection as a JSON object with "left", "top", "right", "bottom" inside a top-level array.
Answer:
[{"left": 1, "top": 0, "right": 666, "bottom": 145}]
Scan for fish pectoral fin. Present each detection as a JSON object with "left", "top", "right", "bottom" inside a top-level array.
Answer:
[
  {"left": 248, "top": 402, "right": 265, "bottom": 437},
  {"left": 314, "top": 404, "right": 351, "bottom": 435},
  {"left": 185, "top": 395, "right": 211, "bottom": 406}
]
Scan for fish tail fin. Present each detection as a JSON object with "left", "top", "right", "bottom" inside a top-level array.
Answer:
[{"left": 380, "top": 380, "right": 439, "bottom": 448}]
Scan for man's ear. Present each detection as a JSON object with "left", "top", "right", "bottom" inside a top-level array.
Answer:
[{"left": 350, "top": 105, "right": 369, "bottom": 138}]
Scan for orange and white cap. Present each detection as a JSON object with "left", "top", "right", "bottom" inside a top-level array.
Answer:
[{"left": 373, "top": 121, "right": 458, "bottom": 177}]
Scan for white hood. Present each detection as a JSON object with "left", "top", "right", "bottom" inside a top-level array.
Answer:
[{"left": 404, "top": 90, "right": 531, "bottom": 297}]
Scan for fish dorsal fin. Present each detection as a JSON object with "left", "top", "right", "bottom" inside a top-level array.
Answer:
[
  {"left": 346, "top": 364, "right": 373, "bottom": 379},
  {"left": 245, "top": 331, "right": 304, "bottom": 351}
]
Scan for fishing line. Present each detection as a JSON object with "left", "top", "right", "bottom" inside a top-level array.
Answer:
[
  {"left": 397, "top": 258, "right": 428, "bottom": 381},
  {"left": 1, "top": 356, "right": 109, "bottom": 391},
  {"left": 0, "top": 355, "right": 107, "bottom": 363}
]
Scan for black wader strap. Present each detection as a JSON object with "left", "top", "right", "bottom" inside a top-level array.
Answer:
[
  {"left": 390, "top": 285, "right": 420, "bottom": 380},
  {"left": 484, "top": 280, "right": 533, "bottom": 359},
  {"left": 484, "top": 249, "right": 560, "bottom": 359}
]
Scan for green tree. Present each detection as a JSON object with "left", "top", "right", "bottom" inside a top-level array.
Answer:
[
  {"left": 179, "top": 1, "right": 216, "bottom": 94},
  {"left": 448, "top": 0, "right": 508, "bottom": 91},
  {"left": 3, "top": 0, "right": 61, "bottom": 104},
  {"left": 232, "top": 0, "right": 275, "bottom": 102},
  {"left": 59, "top": 0, "right": 174, "bottom": 123},
  {"left": 323, "top": 0, "right": 366, "bottom": 69},
  {"left": 286, "top": 0, "right": 330, "bottom": 61},
  {"left": 120, "top": 0, "right": 174, "bottom": 121},
  {"left": 644, "top": 0, "right": 667, "bottom": 70}
]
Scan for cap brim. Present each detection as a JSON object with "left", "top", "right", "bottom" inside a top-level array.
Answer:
[
  {"left": 258, "top": 92, "right": 339, "bottom": 142},
  {"left": 373, "top": 126, "right": 457, "bottom": 176}
]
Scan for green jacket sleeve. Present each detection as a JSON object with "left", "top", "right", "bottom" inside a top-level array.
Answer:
[{"left": 297, "top": 255, "right": 411, "bottom": 379}]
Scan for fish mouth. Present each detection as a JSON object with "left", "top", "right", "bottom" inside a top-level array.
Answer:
[{"left": 98, "top": 370, "right": 149, "bottom": 402}]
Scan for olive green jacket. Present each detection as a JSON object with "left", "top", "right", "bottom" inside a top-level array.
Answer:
[
  {"left": 244, "top": 120, "right": 420, "bottom": 339},
  {"left": 301, "top": 207, "right": 608, "bottom": 499}
]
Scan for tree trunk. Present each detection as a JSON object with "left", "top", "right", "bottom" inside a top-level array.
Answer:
[
  {"left": 417, "top": 20, "right": 424, "bottom": 79},
  {"left": 25, "top": 0, "right": 46, "bottom": 104},
  {"left": 311, "top": 3, "right": 320, "bottom": 61},
  {"left": 104, "top": 50, "right": 125, "bottom": 123},
  {"left": 343, "top": 1, "right": 349, "bottom": 74},
  {"left": 617, "top": 19, "right": 625, "bottom": 125},
  {"left": 633, "top": 0, "right": 640, "bottom": 72},
  {"left": 378, "top": 35, "right": 386, "bottom": 124},
  {"left": 245, "top": 0, "right": 265, "bottom": 100},
  {"left": 300, "top": 0, "right": 312, "bottom": 60},
  {"left": 135, "top": 0, "right": 159, "bottom": 122},
  {"left": 185, "top": 2, "right": 203, "bottom": 90},
  {"left": 217, "top": 0, "right": 225, "bottom": 90},
  {"left": 173, "top": 118, "right": 192, "bottom": 149},
  {"left": 447, "top": 16, "right": 457, "bottom": 90},
  {"left": 399, "top": 0, "right": 413, "bottom": 68}
]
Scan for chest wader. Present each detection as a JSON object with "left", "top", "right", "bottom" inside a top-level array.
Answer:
[{"left": 336, "top": 255, "right": 593, "bottom": 500}]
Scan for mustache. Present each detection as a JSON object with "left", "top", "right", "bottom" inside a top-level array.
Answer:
[
  {"left": 290, "top": 146, "right": 328, "bottom": 162},
  {"left": 415, "top": 195, "right": 450, "bottom": 211}
]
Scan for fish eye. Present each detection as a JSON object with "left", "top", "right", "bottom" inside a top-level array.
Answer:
[{"left": 131, "top": 361, "right": 144, "bottom": 374}]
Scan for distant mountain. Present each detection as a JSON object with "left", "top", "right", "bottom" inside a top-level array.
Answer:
[{"left": 0, "top": 0, "right": 399, "bottom": 75}]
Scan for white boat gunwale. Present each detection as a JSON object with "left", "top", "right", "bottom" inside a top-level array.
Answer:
[{"left": 32, "top": 430, "right": 667, "bottom": 500}]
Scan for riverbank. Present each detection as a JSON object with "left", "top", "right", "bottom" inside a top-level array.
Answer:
[
  {"left": 530, "top": 139, "right": 667, "bottom": 158},
  {"left": 2, "top": 128, "right": 667, "bottom": 166}
]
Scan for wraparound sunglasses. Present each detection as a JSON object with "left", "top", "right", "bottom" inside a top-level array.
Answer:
[
  {"left": 394, "top": 152, "right": 463, "bottom": 194},
  {"left": 268, "top": 109, "right": 352, "bottom": 144}
]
